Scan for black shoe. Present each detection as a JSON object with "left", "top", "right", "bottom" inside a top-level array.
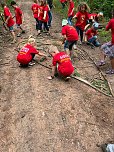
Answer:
[{"left": 21, "top": 30, "right": 25, "bottom": 34}]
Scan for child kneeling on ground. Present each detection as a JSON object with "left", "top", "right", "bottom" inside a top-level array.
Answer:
[
  {"left": 17, "top": 36, "right": 47, "bottom": 67},
  {"left": 47, "top": 45, "right": 74, "bottom": 80},
  {"left": 85, "top": 22, "right": 100, "bottom": 47}
]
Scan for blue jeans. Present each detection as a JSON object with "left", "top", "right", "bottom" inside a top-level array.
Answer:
[
  {"left": 67, "top": 16, "right": 73, "bottom": 26},
  {"left": 48, "top": 11, "right": 52, "bottom": 27},
  {"left": 88, "top": 36, "right": 100, "bottom": 47}
]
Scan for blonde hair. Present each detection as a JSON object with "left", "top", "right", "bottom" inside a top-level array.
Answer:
[
  {"left": 48, "top": 45, "right": 58, "bottom": 54},
  {"left": 28, "top": 35, "right": 36, "bottom": 45},
  {"left": 77, "top": 2, "right": 90, "bottom": 12}
]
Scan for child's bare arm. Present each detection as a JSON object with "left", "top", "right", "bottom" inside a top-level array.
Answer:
[
  {"left": 47, "top": 66, "right": 56, "bottom": 80},
  {"left": 5, "top": 16, "right": 10, "bottom": 24},
  {"left": 38, "top": 52, "right": 47, "bottom": 57},
  {"left": 62, "top": 35, "right": 67, "bottom": 44}
]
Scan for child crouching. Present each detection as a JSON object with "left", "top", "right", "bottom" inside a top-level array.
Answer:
[
  {"left": 47, "top": 45, "right": 74, "bottom": 80},
  {"left": 85, "top": 22, "right": 100, "bottom": 47},
  {"left": 17, "top": 36, "right": 47, "bottom": 67}
]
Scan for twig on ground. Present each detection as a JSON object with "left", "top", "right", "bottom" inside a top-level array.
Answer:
[{"left": 71, "top": 75, "right": 112, "bottom": 97}]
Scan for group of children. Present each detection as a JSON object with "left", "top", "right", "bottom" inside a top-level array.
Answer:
[
  {"left": 31, "top": 0, "right": 53, "bottom": 35},
  {"left": 0, "top": 0, "right": 114, "bottom": 80},
  {"left": 60, "top": 1, "right": 114, "bottom": 74},
  {"left": 1, "top": 1, "right": 25, "bottom": 43}
]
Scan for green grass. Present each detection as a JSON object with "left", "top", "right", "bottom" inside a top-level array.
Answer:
[
  {"left": 53, "top": 0, "right": 77, "bottom": 19},
  {"left": 98, "top": 28, "right": 111, "bottom": 43}
]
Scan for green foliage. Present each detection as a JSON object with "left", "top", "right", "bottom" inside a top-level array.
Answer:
[
  {"left": 54, "top": 0, "right": 114, "bottom": 18},
  {"left": 91, "top": 79, "right": 111, "bottom": 95},
  {"left": 98, "top": 28, "right": 111, "bottom": 43}
]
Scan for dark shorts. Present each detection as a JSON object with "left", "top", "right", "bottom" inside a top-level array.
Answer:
[
  {"left": 64, "top": 40, "right": 77, "bottom": 51},
  {"left": 9, "top": 26, "right": 14, "bottom": 31}
]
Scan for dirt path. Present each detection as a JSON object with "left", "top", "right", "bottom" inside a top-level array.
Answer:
[{"left": 0, "top": 0, "right": 114, "bottom": 152}]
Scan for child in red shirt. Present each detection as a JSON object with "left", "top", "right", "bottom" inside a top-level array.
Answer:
[
  {"left": 73, "top": 2, "right": 90, "bottom": 44},
  {"left": 17, "top": 36, "right": 47, "bottom": 67},
  {"left": 1, "top": 2, "right": 16, "bottom": 43},
  {"left": 61, "top": 19, "right": 78, "bottom": 58},
  {"left": 85, "top": 22, "right": 100, "bottom": 47},
  {"left": 38, "top": 0, "right": 49, "bottom": 35},
  {"left": 89, "top": 12, "right": 103, "bottom": 23},
  {"left": 47, "top": 45, "right": 74, "bottom": 80},
  {"left": 85, "top": 12, "right": 104, "bottom": 31},
  {"left": 31, "top": 0, "right": 39, "bottom": 35},
  {"left": 60, "top": 0, "right": 67, "bottom": 9},
  {"left": 11, "top": 1, "right": 25, "bottom": 37},
  {"left": 98, "top": 11, "right": 114, "bottom": 74},
  {"left": 67, "top": 0, "right": 74, "bottom": 25}
]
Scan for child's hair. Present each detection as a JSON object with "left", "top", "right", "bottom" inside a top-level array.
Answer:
[
  {"left": 77, "top": 2, "right": 90, "bottom": 12},
  {"left": 48, "top": 45, "right": 58, "bottom": 54},
  {"left": 28, "top": 35, "right": 36, "bottom": 44},
  {"left": 98, "top": 12, "right": 103, "bottom": 16},
  {"left": 33, "top": 0, "right": 38, "bottom": 3},
  {"left": 1, "top": 2, "right": 6, "bottom": 7},
  {"left": 11, "top": 1, "right": 16, "bottom": 6},
  {"left": 43, "top": 0, "right": 47, "bottom": 5}
]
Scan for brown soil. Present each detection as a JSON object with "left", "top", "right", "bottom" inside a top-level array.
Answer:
[{"left": 0, "top": 0, "right": 114, "bottom": 152}]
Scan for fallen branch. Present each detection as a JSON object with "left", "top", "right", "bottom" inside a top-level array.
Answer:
[
  {"left": 77, "top": 46, "right": 114, "bottom": 97},
  {"left": 71, "top": 75, "right": 112, "bottom": 97}
]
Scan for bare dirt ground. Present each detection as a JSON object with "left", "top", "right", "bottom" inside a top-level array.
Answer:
[{"left": 0, "top": 0, "right": 114, "bottom": 152}]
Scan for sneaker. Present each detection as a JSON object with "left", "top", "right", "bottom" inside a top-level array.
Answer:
[
  {"left": 79, "top": 41, "right": 82, "bottom": 45},
  {"left": 28, "top": 62, "right": 36, "bottom": 66},
  {"left": 37, "top": 33, "right": 41, "bottom": 36},
  {"left": 73, "top": 44, "right": 77, "bottom": 50},
  {"left": 46, "top": 32, "right": 50, "bottom": 36},
  {"left": 106, "top": 69, "right": 114, "bottom": 74},
  {"left": 21, "top": 30, "right": 25, "bottom": 34},
  {"left": 17, "top": 33, "right": 21, "bottom": 37},
  {"left": 64, "top": 77, "right": 70, "bottom": 81},
  {"left": 97, "top": 61, "right": 105, "bottom": 66}
]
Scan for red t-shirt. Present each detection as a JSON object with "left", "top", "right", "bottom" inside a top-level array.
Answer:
[
  {"left": 62, "top": 25, "right": 78, "bottom": 41},
  {"left": 75, "top": 11, "right": 89, "bottom": 31},
  {"left": 31, "top": 3, "right": 39, "bottom": 18},
  {"left": 53, "top": 52, "right": 74, "bottom": 77},
  {"left": 17, "top": 44, "right": 38, "bottom": 65},
  {"left": 85, "top": 28, "right": 97, "bottom": 40},
  {"left": 89, "top": 13, "right": 99, "bottom": 22},
  {"left": 38, "top": 5, "right": 44, "bottom": 21},
  {"left": 106, "top": 18, "right": 114, "bottom": 45},
  {"left": 60, "top": 0, "right": 67, "bottom": 3},
  {"left": 4, "top": 6, "right": 15, "bottom": 27},
  {"left": 68, "top": 1, "right": 74, "bottom": 17},
  {"left": 43, "top": 5, "right": 49, "bottom": 22},
  {"left": 15, "top": 6, "right": 22, "bottom": 25}
]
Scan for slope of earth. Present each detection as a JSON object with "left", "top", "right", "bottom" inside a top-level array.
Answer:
[{"left": 0, "top": 0, "right": 114, "bottom": 152}]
